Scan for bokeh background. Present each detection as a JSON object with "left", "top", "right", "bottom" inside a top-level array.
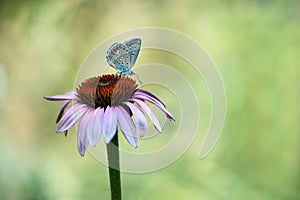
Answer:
[{"left": 0, "top": 0, "right": 299, "bottom": 199}]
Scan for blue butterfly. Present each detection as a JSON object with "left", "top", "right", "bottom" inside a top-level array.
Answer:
[{"left": 106, "top": 38, "right": 141, "bottom": 75}]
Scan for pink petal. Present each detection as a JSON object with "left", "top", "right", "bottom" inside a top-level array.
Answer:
[
  {"left": 102, "top": 106, "right": 117, "bottom": 144},
  {"left": 115, "top": 106, "right": 138, "bottom": 147},
  {"left": 96, "top": 107, "right": 104, "bottom": 138},
  {"left": 134, "top": 89, "right": 165, "bottom": 106},
  {"left": 56, "top": 100, "right": 71, "bottom": 123},
  {"left": 77, "top": 109, "right": 92, "bottom": 156},
  {"left": 88, "top": 108, "right": 102, "bottom": 146},
  {"left": 56, "top": 103, "right": 87, "bottom": 132},
  {"left": 131, "top": 99, "right": 162, "bottom": 132},
  {"left": 133, "top": 91, "right": 175, "bottom": 121},
  {"left": 44, "top": 91, "right": 77, "bottom": 101},
  {"left": 125, "top": 102, "right": 147, "bottom": 137}
]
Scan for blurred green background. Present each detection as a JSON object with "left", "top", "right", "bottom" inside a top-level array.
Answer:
[{"left": 0, "top": 0, "right": 299, "bottom": 199}]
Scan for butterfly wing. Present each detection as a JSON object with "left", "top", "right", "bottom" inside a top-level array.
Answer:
[
  {"left": 106, "top": 42, "right": 131, "bottom": 74},
  {"left": 125, "top": 38, "right": 141, "bottom": 67}
]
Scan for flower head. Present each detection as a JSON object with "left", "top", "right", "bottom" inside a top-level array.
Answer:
[{"left": 44, "top": 74, "right": 174, "bottom": 156}]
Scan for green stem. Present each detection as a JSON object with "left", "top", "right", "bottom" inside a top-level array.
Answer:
[{"left": 106, "top": 130, "right": 122, "bottom": 200}]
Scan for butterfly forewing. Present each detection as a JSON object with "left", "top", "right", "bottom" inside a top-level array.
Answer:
[
  {"left": 125, "top": 38, "right": 141, "bottom": 67},
  {"left": 106, "top": 42, "right": 131, "bottom": 73}
]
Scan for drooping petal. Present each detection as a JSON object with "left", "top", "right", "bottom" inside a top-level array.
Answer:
[
  {"left": 115, "top": 106, "right": 138, "bottom": 147},
  {"left": 44, "top": 91, "right": 77, "bottom": 101},
  {"left": 77, "top": 109, "right": 92, "bottom": 156},
  {"left": 96, "top": 107, "right": 104, "bottom": 139},
  {"left": 125, "top": 102, "right": 147, "bottom": 137},
  {"left": 87, "top": 108, "right": 102, "bottom": 146},
  {"left": 56, "top": 100, "right": 71, "bottom": 123},
  {"left": 134, "top": 89, "right": 165, "bottom": 107},
  {"left": 133, "top": 90, "right": 175, "bottom": 121},
  {"left": 102, "top": 106, "right": 117, "bottom": 144},
  {"left": 56, "top": 103, "right": 87, "bottom": 132},
  {"left": 132, "top": 99, "right": 162, "bottom": 132}
]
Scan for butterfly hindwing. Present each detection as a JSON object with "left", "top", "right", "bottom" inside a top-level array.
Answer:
[
  {"left": 106, "top": 42, "right": 131, "bottom": 73},
  {"left": 124, "top": 38, "right": 141, "bottom": 67}
]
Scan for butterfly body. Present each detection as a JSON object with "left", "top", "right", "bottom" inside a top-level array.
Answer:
[{"left": 106, "top": 38, "right": 141, "bottom": 75}]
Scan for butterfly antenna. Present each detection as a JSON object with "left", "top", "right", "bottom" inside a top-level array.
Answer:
[
  {"left": 136, "top": 74, "right": 143, "bottom": 85},
  {"left": 131, "top": 71, "right": 142, "bottom": 85}
]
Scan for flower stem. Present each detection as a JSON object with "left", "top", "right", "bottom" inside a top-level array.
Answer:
[{"left": 106, "top": 130, "right": 122, "bottom": 200}]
